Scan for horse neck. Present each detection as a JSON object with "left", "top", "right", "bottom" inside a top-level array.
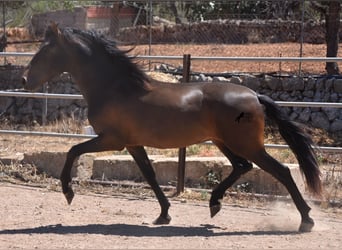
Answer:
[
  {"left": 68, "top": 56, "right": 146, "bottom": 102},
  {"left": 70, "top": 63, "right": 110, "bottom": 99}
]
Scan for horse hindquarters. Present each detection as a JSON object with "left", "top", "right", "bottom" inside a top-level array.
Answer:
[{"left": 213, "top": 93, "right": 318, "bottom": 231}]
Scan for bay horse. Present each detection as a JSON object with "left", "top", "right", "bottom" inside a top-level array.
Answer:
[{"left": 22, "top": 23, "right": 322, "bottom": 232}]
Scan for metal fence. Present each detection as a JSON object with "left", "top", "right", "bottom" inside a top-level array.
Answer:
[{"left": 0, "top": 51, "right": 341, "bottom": 153}]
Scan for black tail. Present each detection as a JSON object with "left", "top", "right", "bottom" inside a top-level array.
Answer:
[{"left": 257, "top": 95, "right": 322, "bottom": 195}]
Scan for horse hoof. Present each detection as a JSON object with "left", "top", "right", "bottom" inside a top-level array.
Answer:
[
  {"left": 210, "top": 204, "right": 222, "bottom": 218},
  {"left": 64, "top": 189, "right": 75, "bottom": 205},
  {"left": 299, "top": 218, "right": 314, "bottom": 232},
  {"left": 153, "top": 215, "right": 171, "bottom": 225}
]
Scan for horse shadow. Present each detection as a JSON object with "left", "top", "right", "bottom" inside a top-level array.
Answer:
[{"left": 0, "top": 223, "right": 299, "bottom": 237}]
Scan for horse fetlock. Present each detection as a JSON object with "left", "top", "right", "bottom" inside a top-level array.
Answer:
[
  {"left": 60, "top": 179, "right": 71, "bottom": 192},
  {"left": 209, "top": 194, "right": 222, "bottom": 208},
  {"left": 153, "top": 214, "right": 171, "bottom": 225}
]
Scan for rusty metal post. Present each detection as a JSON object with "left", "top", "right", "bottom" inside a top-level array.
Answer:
[{"left": 177, "top": 54, "right": 191, "bottom": 194}]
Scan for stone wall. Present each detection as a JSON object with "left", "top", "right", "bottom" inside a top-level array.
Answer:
[
  {"left": 29, "top": 12, "right": 341, "bottom": 45},
  {"left": 0, "top": 67, "right": 87, "bottom": 124},
  {"left": 192, "top": 74, "right": 342, "bottom": 132},
  {"left": 117, "top": 19, "right": 342, "bottom": 44},
  {"left": 0, "top": 65, "right": 341, "bottom": 132}
]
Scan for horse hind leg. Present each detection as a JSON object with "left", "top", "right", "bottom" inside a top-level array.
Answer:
[
  {"left": 251, "top": 149, "right": 314, "bottom": 232},
  {"left": 210, "top": 141, "right": 253, "bottom": 218}
]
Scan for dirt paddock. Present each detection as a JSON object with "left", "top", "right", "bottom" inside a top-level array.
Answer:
[{"left": 0, "top": 183, "right": 341, "bottom": 249}]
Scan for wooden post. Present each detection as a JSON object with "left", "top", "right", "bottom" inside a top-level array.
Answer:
[{"left": 177, "top": 54, "right": 191, "bottom": 194}]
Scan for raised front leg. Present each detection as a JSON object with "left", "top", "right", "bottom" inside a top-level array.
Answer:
[
  {"left": 126, "top": 146, "right": 171, "bottom": 225},
  {"left": 60, "top": 134, "right": 124, "bottom": 205}
]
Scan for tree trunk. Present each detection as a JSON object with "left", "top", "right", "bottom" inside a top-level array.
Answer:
[
  {"left": 325, "top": 1, "right": 340, "bottom": 75},
  {"left": 168, "top": 2, "right": 182, "bottom": 24}
]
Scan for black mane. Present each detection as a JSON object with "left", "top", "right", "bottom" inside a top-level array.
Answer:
[{"left": 61, "top": 27, "right": 150, "bottom": 90}]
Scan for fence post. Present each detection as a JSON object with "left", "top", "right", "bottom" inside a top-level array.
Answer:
[
  {"left": 177, "top": 54, "right": 191, "bottom": 195},
  {"left": 2, "top": 2, "right": 7, "bottom": 65},
  {"left": 42, "top": 83, "right": 48, "bottom": 126}
]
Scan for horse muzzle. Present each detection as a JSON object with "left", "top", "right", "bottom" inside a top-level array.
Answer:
[
  {"left": 21, "top": 70, "right": 39, "bottom": 91},
  {"left": 21, "top": 68, "right": 31, "bottom": 89},
  {"left": 21, "top": 75, "right": 34, "bottom": 91}
]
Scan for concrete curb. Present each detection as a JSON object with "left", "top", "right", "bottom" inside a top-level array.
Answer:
[{"left": 0, "top": 151, "right": 306, "bottom": 195}]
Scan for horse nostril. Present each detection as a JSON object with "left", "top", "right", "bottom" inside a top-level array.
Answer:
[{"left": 22, "top": 76, "right": 27, "bottom": 86}]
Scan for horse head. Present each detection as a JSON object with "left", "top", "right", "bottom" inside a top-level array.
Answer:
[{"left": 22, "top": 22, "right": 67, "bottom": 91}]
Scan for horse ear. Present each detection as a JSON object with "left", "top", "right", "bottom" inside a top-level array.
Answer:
[
  {"left": 45, "top": 21, "right": 62, "bottom": 42},
  {"left": 49, "top": 21, "right": 60, "bottom": 35}
]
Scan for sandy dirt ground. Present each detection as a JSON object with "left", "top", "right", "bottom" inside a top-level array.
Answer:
[{"left": 0, "top": 183, "right": 341, "bottom": 249}]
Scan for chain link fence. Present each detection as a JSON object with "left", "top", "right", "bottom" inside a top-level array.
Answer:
[{"left": 0, "top": 0, "right": 340, "bottom": 75}]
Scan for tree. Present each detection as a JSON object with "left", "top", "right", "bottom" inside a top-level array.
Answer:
[
  {"left": 325, "top": 1, "right": 341, "bottom": 74},
  {"left": 311, "top": 1, "right": 341, "bottom": 75},
  {"left": 168, "top": 2, "right": 182, "bottom": 24}
]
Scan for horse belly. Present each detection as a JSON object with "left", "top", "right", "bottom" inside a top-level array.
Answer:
[{"left": 128, "top": 113, "right": 210, "bottom": 149}]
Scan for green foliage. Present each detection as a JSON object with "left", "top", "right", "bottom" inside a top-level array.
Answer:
[
  {"left": 186, "top": 144, "right": 201, "bottom": 155},
  {"left": 170, "top": 1, "right": 316, "bottom": 22},
  {"left": 200, "top": 190, "right": 209, "bottom": 200},
  {"left": 236, "top": 182, "right": 253, "bottom": 193},
  {"left": 3, "top": 1, "right": 340, "bottom": 28},
  {"left": 1, "top": 1, "right": 97, "bottom": 27},
  {"left": 29, "top": 1, "right": 75, "bottom": 13},
  {"left": 203, "top": 169, "right": 221, "bottom": 188},
  {"left": 207, "top": 170, "right": 219, "bottom": 185}
]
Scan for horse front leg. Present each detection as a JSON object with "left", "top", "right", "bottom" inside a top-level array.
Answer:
[
  {"left": 126, "top": 146, "right": 171, "bottom": 225},
  {"left": 60, "top": 134, "right": 123, "bottom": 205}
]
